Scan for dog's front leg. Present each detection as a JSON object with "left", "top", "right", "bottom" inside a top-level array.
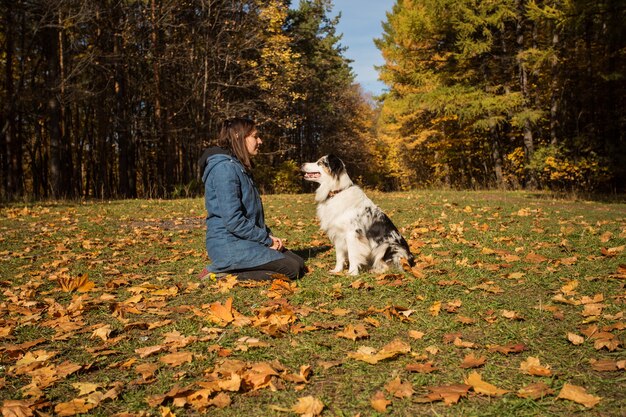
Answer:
[
  {"left": 346, "top": 232, "right": 368, "bottom": 275},
  {"left": 330, "top": 237, "right": 347, "bottom": 273}
]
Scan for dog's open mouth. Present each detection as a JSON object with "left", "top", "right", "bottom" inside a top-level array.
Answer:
[{"left": 303, "top": 172, "right": 321, "bottom": 179}]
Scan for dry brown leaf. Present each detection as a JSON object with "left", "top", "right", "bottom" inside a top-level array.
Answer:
[
  {"left": 370, "top": 391, "right": 391, "bottom": 412},
  {"left": 517, "top": 382, "right": 555, "bottom": 399},
  {"left": 429, "top": 301, "right": 441, "bottom": 316},
  {"left": 520, "top": 357, "right": 552, "bottom": 376},
  {"left": 207, "top": 298, "right": 235, "bottom": 326},
  {"left": 408, "top": 330, "right": 425, "bottom": 340},
  {"left": 336, "top": 324, "right": 369, "bottom": 341},
  {"left": 1, "top": 400, "right": 34, "bottom": 417},
  {"left": 384, "top": 377, "right": 414, "bottom": 398},
  {"left": 291, "top": 396, "right": 324, "bottom": 417},
  {"left": 425, "top": 384, "right": 471, "bottom": 405},
  {"left": 464, "top": 371, "right": 509, "bottom": 396},
  {"left": 135, "top": 345, "right": 167, "bottom": 358},
  {"left": 406, "top": 361, "right": 438, "bottom": 373},
  {"left": 54, "top": 399, "right": 96, "bottom": 417},
  {"left": 71, "top": 382, "right": 100, "bottom": 396},
  {"left": 159, "top": 351, "right": 193, "bottom": 367},
  {"left": 567, "top": 332, "right": 585, "bottom": 345},
  {"left": 557, "top": 383, "right": 601, "bottom": 408},
  {"left": 347, "top": 339, "right": 410, "bottom": 364},
  {"left": 589, "top": 358, "right": 622, "bottom": 372},
  {"left": 91, "top": 325, "right": 112, "bottom": 342},
  {"left": 460, "top": 353, "right": 486, "bottom": 369}
]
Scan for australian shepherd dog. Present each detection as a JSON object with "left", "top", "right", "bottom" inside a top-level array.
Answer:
[{"left": 302, "top": 154, "right": 415, "bottom": 275}]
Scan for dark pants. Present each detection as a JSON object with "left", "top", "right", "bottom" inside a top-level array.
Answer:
[{"left": 230, "top": 250, "right": 305, "bottom": 281}]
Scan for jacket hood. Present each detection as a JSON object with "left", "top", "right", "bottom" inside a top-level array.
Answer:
[{"left": 199, "top": 146, "right": 230, "bottom": 181}]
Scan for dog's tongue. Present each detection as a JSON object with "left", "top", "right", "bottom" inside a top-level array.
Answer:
[{"left": 304, "top": 172, "right": 321, "bottom": 179}]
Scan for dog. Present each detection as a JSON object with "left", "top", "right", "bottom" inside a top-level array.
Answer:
[{"left": 301, "top": 154, "right": 415, "bottom": 275}]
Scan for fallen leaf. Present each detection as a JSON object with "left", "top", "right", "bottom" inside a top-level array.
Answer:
[
  {"left": 464, "top": 372, "right": 509, "bottom": 396},
  {"left": 384, "top": 377, "right": 414, "bottom": 398},
  {"left": 72, "top": 382, "right": 101, "bottom": 396},
  {"left": 517, "top": 382, "right": 555, "bottom": 399},
  {"left": 370, "top": 391, "right": 391, "bottom": 412},
  {"left": 1, "top": 400, "right": 34, "bottom": 417},
  {"left": 424, "top": 384, "right": 471, "bottom": 405},
  {"left": 567, "top": 333, "right": 585, "bottom": 345},
  {"left": 159, "top": 351, "right": 193, "bottom": 367},
  {"left": 557, "top": 383, "right": 601, "bottom": 408},
  {"left": 336, "top": 324, "right": 369, "bottom": 341},
  {"left": 408, "top": 330, "right": 425, "bottom": 340},
  {"left": 347, "top": 340, "right": 411, "bottom": 364},
  {"left": 291, "top": 396, "right": 324, "bottom": 417},
  {"left": 520, "top": 357, "right": 552, "bottom": 376},
  {"left": 406, "top": 361, "right": 438, "bottom": 373},
  {"left": 460, "top": 353, "right": 486, "bottom": 369}
]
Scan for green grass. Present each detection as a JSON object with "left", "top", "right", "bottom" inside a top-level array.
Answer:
[{"left": 1, "top": 190, "right": 625, "bottom": 416}]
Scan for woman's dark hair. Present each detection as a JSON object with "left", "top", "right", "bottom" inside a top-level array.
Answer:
[{"left": 217, "top": 117, "right": 256, "bottom": 170}]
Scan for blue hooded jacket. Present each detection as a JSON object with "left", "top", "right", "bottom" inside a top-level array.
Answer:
[{"left": 201, "top": 147, "right": 284, "bottom": 272}]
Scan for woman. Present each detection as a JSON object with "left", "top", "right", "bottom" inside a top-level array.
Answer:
[{"left": 198, "top": 117, "right": 305, "bottom": 281}]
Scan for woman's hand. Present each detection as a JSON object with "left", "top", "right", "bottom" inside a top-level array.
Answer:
[{"left": 270, "top": 236, "right": 284, "bottom": 251}]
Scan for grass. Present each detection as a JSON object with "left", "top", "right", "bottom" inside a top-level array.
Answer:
[{"left": 1, "top": 190, "right": 625, "bottom": 416}]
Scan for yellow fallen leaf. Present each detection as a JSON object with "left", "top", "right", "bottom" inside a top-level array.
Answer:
[
  {"left": 384, "top": 377, "right": 414, "bottom": 398},
  {"left": 54, "top": 398, "right": 96, "bottom": 417},
  {"left": 336, "top": 324, "right": 369, "bottom": 341},
  {"left": 567, "top": 332, "right": 585, "bottom": 345},
  {"left": 291, "top": 396, "right": 324, "bottom": 417},
  {"left": 370, "top": 391, "right": 391, "bottom": 412},
  {"left": 517, "top": 382, "right": 555, "bottom": 399},
  {"left": 557, "top": 383, "right": 601, "bottom": 408},
  {"left": 159, "top": 351, "right": 193, "bottom": 367},
  {"left": 464, "top": 371, "right": 509, "bottom": 396},
  {"left": 1, "top": 400, "right": 34, "bottom": 417},
  {"left": 519, "top": 357, "right": 552, "bottom": 376},
  {"left": 71, "top": 382, "right": 100, "bottom": 396}
]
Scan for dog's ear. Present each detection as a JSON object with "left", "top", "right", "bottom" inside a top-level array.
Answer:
[{"left": 326, "top": 154, "right": 345, "bottom": 176}]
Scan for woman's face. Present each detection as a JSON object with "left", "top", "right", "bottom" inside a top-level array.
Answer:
[{"left": 245, "top": 129, "right": 262, "bottom": 156}]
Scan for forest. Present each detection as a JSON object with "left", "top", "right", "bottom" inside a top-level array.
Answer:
[{"left": 0, "top": 0, "right": 624, "bottom": 201}]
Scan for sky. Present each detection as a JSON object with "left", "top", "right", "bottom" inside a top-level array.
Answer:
[{"left": 330, "top": 0, "right": 396, "bottom": 96}]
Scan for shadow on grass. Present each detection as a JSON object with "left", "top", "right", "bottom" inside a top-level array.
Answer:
[{"left": 293, "top": 245, "right": 332, "bottom": 261}]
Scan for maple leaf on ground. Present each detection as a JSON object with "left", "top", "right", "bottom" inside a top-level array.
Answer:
[
  {"left": 557, "top": 383, "right": 602, "bottom": 408},
  {"left": 520, "top": 357, "right": 552, "bottom": 376},
  {"left": 54, "top": 398, "right": 96, "bottom": 416},
  {"left": 517, "top": 382, "right": 555, "bottom": 399},
  {"left": 567, "top": 332, "right": 585, "bottom": 345},
  {"left": 406, "top": 361, "right": 438, "bottom": 373},
  {"left": 464, "top": 372, "right": 509, "bottom": 396},
  {"left": 336, "top": 324, "right": 369, "bottom": 341},
  {"left": 460, "top": 353, "right": 486, "bottom": 369},
  {"left": 1, "top": 400, "right": 34, "bottom": 417},
  {"left": 487, "top": 343, "right": 526, "bottom": 355},
  {"left": 421, "top": 384, "right": 471, "bottom": 405},
  {"left": 370, "top": 391, "right": 391, "bottom": 412},
  {"left": 347, "top": 339, "right": 411, "bottom": 364},
  {"left": 159, "top": 351, "right": 193, "bottom": 367},
  {"left": 291, "top": 396, "right": 324, "bottom": 417},
  {"left": 385, "top": 377, "right": 415, "bottom": 398},
  {"left": 57, "top": 273, "right": 95, "bottom": 293},
  {"left": 590, "top": 358, "right": 626, "bottom": 372}
]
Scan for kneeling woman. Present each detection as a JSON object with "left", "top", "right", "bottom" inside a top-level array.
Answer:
[{"left": 199, "top": 117, "right": 305, "bottom": 281}]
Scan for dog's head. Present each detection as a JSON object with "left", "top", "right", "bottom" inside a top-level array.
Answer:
[{"left": 301, "top": 154, "right": 346, "bottom": 183}]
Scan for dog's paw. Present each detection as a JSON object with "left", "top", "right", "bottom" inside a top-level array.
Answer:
[
  {"left": 347, "top": 269, "right": 359, "bottom": 276},
  {"left": 330, "top": 267, "right": 343, "bottom": 274}
]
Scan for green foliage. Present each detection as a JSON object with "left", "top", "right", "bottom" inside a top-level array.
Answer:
[
  {"left": 527, "top": 145, "right": 611, "bottom": 191},
  {"left": 271, "top": 160, "right": 303, "bottom": 194},
  {"left": 374, "top": 0, "right": 626, "bottom": 191}
]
